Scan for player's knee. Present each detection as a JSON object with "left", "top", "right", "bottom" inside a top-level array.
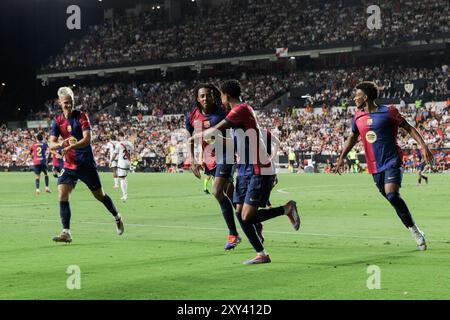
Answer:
[{"left": 386, "top": 192, "right": 400, "bottom": 203}]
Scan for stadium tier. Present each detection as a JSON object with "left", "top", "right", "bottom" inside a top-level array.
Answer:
[{"left": 39, "top": 0, "right": 449, "bottom": 72}]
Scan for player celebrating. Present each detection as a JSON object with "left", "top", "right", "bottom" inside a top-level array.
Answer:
[
  {"left": 412, "top": 144, "right": 429, "bottom": 185},
  {"left": 106, "top": 135, "right": 119, "bottom": 189},
  {"left": 112, "top": 132, "right": 134, "bottom": 201},
  {"left": 190, "top": 80, "right": 300, "bottom": 264},
  {"left": 186, "top": 83, "right": 241, "bottom": 251},
  {"left": 30, "top": 133, "right": 51, "bottom": 194},
  {"left": 49, "top": 87, "right": 124, "bottom": 243},
  {"left": 334, "top": 81, "right": 433, "bottom": 250}
]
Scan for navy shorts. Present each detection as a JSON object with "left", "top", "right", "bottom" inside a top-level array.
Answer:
[
  {"left": 52, "top": 164, "right": 63, "bottom": 173},
  {"left": 204, "top": 166, "right": 216, "bottom": 176},
  {"left": 416, "top": 163, "right": 425, "bottom": 171},
  {"left": 33, "top": 164, "right": 48, "bottom": 175},
  {"left": 372, "top": 167, "right": 403, "bottom": 195},
  {"left": 233, "top": 175, "right": 275, "bottom": 207},
  {"left": 215, "top": 164, "right": 234, "bottom": 179},
  {"left": 58, "top": 166, "right": 102, "bottom": 191}
]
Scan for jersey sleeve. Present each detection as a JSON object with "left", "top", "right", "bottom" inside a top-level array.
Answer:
[
  {"left": 79, "top": 112, "right": 91, "bottom": 131},
  {"left": 351, "top": 116, "right": 359, "bottom": 134},
  {"left": 225, "top": 106, "right": 245, "bottom": 127},
  {"left": 185, "top": 112, "right": 194, "bottom": 134},
  {"left": 50, "top": 120, "right": 60, "bottom": 137},
  {"left": 389, "top": 106, "right": 406, "bottom": 126}
]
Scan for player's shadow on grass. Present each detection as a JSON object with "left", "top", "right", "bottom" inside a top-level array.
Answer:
[{"left": 306, "top": 249, "right": 420, "bottom": 268}]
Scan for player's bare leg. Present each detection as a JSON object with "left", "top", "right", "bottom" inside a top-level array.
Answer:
[{"left": 91, "top": 187, "right": 124, "bottom": 235}]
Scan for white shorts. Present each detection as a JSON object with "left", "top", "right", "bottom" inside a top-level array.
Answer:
[
  {"left": 117, "top": 168, "right": 129, "bottom": 177},
  {"left": 110, "top": 161, "right": 118, "bottom": 168}
]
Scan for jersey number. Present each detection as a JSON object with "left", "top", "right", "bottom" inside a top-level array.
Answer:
[{"left": 36, "top": 147, "right": 42, "bottom": 157}]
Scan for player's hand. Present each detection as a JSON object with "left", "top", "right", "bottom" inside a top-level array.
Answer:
[
  {"left": 61, "top": 145, "right": 73, "bottom": 157},
  {"left": 333, "top": 157, "right": 344, "bottom": 175},
  {"left": 191, "top": 164, "right": 202, "bottom": 179}
]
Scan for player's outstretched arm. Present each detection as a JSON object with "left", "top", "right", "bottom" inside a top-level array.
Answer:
[
  {"left": 401, "top": 121, "right": 434, "bottom": 165},
  {"left": 334, "top": 132, "right": 359, "bottom": 175}
]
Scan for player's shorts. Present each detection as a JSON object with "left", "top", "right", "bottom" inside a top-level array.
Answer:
[
  {"left": 52, "top": 164, "right": 63, "bottom": 173},
  {"left": 117, "top": 167, "right": 129, "bottom": 177},
  {"left": 233, "top": 174, "right": 276, "bottom": 207},
  {"left": 215, "top": 164, "right": 234, "bottom": 178},
  {"left": 416, "top": 162, "right": 425, "bottom": 171},
  {"left": 58, "top": 166, "right": 102, "bottom": 191},
  {"left": 33, "top": 164, "right": 48, "bottom": 175},
  {"left": 372, "top": 166, "right": 403, "bottom": 195},
  {"left": 204, "top": 166, "right": 216, "bottom": 176}
]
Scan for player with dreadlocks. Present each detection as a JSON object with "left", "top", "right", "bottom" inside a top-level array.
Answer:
[{"left": 186, "top": 83, "right": 241, "bottom": 251}]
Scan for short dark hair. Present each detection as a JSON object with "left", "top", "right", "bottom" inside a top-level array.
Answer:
[
  {"left": 356, "top": 81, "right": 378, "bottom": 101},
  {"left": 36, "top": 133, "right": 43, "bottom": 141},
  {"left": 118, "top": 132, "right": 125, "bottom": 138},
  {"left": 220, "top": 80, "right": 241, "bottom": 99},
  {"left": 111, "top": 135, "right": 117, "bottom": 141}
]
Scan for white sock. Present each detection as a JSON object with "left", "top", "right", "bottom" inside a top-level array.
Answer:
[
  {"left": 257, "top": 251, "right": 267, "bottom": 256},
  {"left": 120, "top": 178, "right": 128, "bottom": 197},
  {"left": 63, "top": 229, "right": 71, "bottom": 235},
  {"left": 114, "top": 178, "right": 119, "bottom": 186},
  {"left": 409, "top": 225, "right": 419, "bottom": 233},
  {"left": 115, "top": 213, "right": 121, "bottom": 221}
]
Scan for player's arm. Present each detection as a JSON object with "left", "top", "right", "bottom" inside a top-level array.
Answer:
[
  {"left": 61, "top": 130, "right": 91, "bottom": 156},
  {"left": 334, "top": 131, "right": 359, "bottom": 175},
  {"left": 189, "top": 119, "right": 231, "bottom": 142},
  {"left": 401, "top": 121, "right": 433, "bottom": 165},
  {"left": 49, "top": 135, "right": 61, "bottom": 151}
]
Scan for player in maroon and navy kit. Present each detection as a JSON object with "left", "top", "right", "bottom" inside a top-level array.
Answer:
[
  {"left": 335, "top": 81, "right": 433, "bottom": 250},
  {"left": 30, "top": 133, "right": 50, "bottom": 195},
  {"left": 186, "top": 84, "right": 241, "bottom": 251},
  {"left": 190, "top": 80, "right": 300, "bottom": 265},
  {"left": 49, "top": 87, "right": 124, "bottom": 243}
]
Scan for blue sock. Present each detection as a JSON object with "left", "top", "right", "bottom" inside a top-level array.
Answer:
[
  {"left": 35, "top": 179, "right": 40, "bottom": 189},
  {"left": 101, "top": 194, "right": 119, "bottom": 217},
  {"left": 219, "top": 197, "right": 238, "bottom": 236},
  {"left": 386, "top": 192, "right": 415, "bottom": 228},
  {"left": 60, "top": 201, "right": 71, "bottom": 229},
  {"left": 235, "top": 211, "right": 264, "bottom": 253},
  {"left": 44, "top": 176, "right": 49, "bottom": 187}
]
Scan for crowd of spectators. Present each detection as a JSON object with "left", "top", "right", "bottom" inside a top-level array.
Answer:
[
  {"left": 29, "top": 63, "right": 449, "bottom": 120},
  {"left": 41, "top": 0, "right": 449, "bottom": 72},
  {"left": 5, "top": 99, "right": 450, "bottom": 172}
]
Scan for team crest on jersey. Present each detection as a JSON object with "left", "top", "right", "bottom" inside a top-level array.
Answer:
[
  {"left": 366, "top": 118, "right": 373, "bottom": 126},
  {"left": 67, "top": 125, "right": 72, "bottom": 133},
  {"left": 203, "top": 121, "right": 211, "bottom": 129},
  {"left": 365, "top": 131, "right": 377, "bottom": 144}
]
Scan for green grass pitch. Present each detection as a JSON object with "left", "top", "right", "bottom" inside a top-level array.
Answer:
[{"left": 1, "top": 172, "right": 449, "bottom": 299}]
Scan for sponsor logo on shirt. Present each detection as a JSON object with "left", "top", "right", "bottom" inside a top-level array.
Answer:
[{"left": 365, "top": 131, "right": 377, "bottom": 144}]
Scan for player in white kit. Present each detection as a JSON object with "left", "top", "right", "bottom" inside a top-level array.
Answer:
[
  {"left": 113, "top": 132, "right": 134, "bottom": 201},
  {"left": 106, "top": 136, "right": 119, "bottom": 189}
]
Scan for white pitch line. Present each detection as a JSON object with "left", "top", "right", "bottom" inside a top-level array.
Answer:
[{"left": 1, "top": 215, "right": 449, "bottom": 243}]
